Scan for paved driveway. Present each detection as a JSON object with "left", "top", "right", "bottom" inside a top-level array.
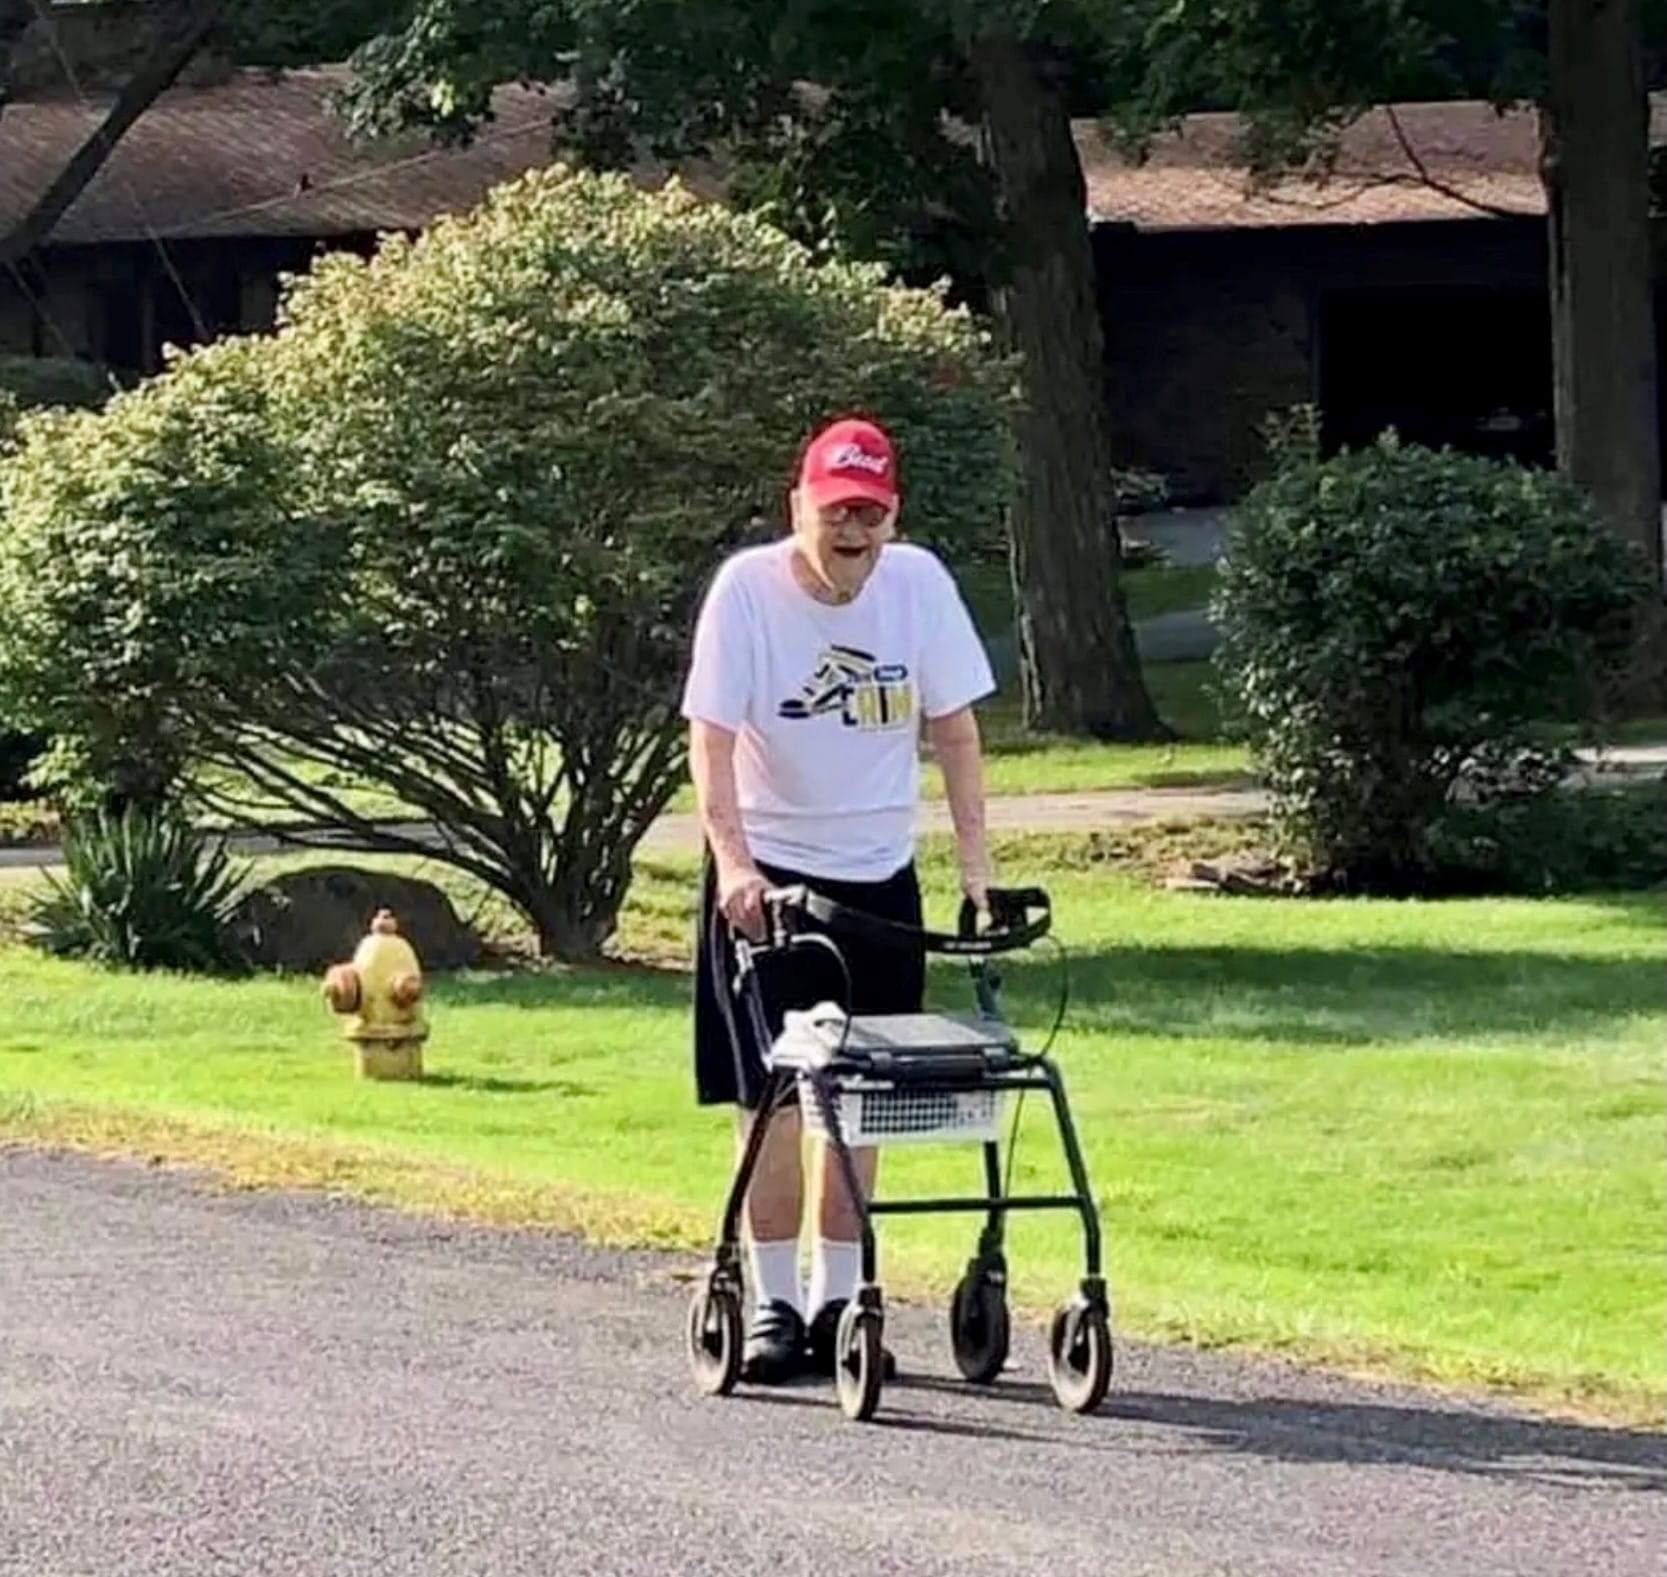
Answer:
[{"left": 3, "top": 1147, "right": 1661, "bottom": 1577}]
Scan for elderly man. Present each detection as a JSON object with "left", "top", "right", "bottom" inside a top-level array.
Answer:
[{"left": 682, "top": 415, "right": 995, "bottom": 1382}]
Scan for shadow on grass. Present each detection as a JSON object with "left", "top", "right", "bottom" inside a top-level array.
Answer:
[
  {"left": 1128, "top": 770, "right": 1255, "bottom": 790},
  {"left": 417, "top": 1073, "right": 593, "bottom": 1097},
  {"left": 953, "top": 939, "right": 1663, "bottom": 1049},
  {"left": 416, "top": 915, "right": 1661, "bottom": 1050},
  {"left": 891, "top": 1374, "right": 1666, "bottom": 1489}
]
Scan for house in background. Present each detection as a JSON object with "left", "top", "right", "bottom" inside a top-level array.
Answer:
[
  {"left": 0, "top": 64, "right": 561, "bottom": 378},
  {"left": 1, "top": 13, "right": 1659, "bottom": 510},
  {"left": 1075, "top": 102, "right": 1667, "bottom": 507}
]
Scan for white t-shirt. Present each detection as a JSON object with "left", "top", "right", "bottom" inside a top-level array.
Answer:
[{"left": 681, "top": 538, "right": 996, "bottom": 881}]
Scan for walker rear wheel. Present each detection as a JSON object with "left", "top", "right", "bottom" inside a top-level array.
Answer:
[
  {"left": 835, "top": 1301, "right": 885, "bottom": 1422},
  {"left": 949, "top": 1273, "right": 1010, "bottom": 1384},
  {"left": 686, "top": 1283, "right": 743, "bottom": 1397},
  {"left": 1046, "top": 1300, "right": 1112, "bottom": 1415}
]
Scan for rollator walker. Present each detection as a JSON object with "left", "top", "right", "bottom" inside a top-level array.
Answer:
[{"left": 684, "top": 883, "right": 1113, "bottom": 1423}]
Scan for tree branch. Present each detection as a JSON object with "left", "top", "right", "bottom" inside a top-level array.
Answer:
[
  {"left": 258, "top": 669, "right": 500, "bottom": 802},
  {"left": 0, "top": 0, "right": 227, "bottom": 267},
  {"left": 233, "top": 715, "right": 504, "bottom": 851},
  {"left": 1384, "top": 105, "right": 1527, "bottom": 222},
  {"left": 192, "top": 733, "right": 509, "bottom": 892}
]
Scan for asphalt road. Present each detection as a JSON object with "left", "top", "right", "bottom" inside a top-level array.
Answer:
[{"left": 2, "top": 1147, "right": 1662, "bottom": 1577}]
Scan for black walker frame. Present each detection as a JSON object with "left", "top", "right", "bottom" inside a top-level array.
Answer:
[{"left": 685, "top": 884, "right": 1113, "bottom": 1422}]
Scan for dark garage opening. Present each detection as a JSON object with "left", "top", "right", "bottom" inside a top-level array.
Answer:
[{"left": 1319, "top": 285, "right": 1554, "bottom": 469}]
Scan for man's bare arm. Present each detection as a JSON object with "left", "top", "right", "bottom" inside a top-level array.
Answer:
[
  {"left": 927, "top": 705, "right": 990, "bottom": 905},
  {"left": 689, "top": 718, "right": 766, "bottom": 935}
]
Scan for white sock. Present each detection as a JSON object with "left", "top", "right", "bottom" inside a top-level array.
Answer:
[
  {"left": 807, "top": 1238, "right": 862, "bottom": 1318},
  {"left": 746, "top": 1238, "right": 802, "bottom": 1315}
]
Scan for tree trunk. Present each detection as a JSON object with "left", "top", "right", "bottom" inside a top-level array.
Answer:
[
  {"left": 521, "top": 865, "right": 623, "bottom": 963},
  {"left": 970, "top": 38, "right": 1166, "bottom": 740},
  {"left": 1541, "top": 0, "right": 1662, "bottom": 587}
]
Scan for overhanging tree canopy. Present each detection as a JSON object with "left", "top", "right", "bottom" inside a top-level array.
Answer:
[{"left": 337, "top": 0, "right": 1172, "bottom": 741}]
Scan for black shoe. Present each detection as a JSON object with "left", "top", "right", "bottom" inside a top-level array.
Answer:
[
  {"left": 741, "top": 1301, "right": 807, "bottom": 1384},
  {"left": 806, "top": 1299, "right": 897, "bottom": 1381}
]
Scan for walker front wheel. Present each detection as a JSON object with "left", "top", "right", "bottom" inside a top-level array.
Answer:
[
  {"left": 835, "top": 1301, "right": 885, "bottom": 1422},
  {"left": 1046, "top": 1300, "right": 1112, "bottom": 1415},
  {"left": 686, "top": 1283, "right": 743, "bottom": 1397}
]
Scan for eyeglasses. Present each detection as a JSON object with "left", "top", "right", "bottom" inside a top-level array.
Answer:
[{"left": 819, "top": 501, "right": 890, "bottom": 529}]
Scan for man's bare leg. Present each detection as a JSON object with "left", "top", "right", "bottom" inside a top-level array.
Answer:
[{"left": 739, "top": 1103, "right": 804, "bottom": 1246}]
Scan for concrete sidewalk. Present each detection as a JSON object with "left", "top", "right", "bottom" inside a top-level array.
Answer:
[
  {"left": 0, "top": 746, "right": 1660, "bottom": 878},
  {"left": 0, "top": 784, "right": 1266, "bottom": 879}
]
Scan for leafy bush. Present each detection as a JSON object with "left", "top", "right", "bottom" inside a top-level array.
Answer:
[
  {"left": 0, "top": 166, "right": 1016, "bottom": 960},
  {"left": 1429, "top": 779, "right": 1667, "bottom": 895},
  {"left": 1212, "top": 418, "right": 1653, "bottom": 890},
  {"left": 27, "top": 804, "right": 250, "bottom": 972},
  {"left": 0, "top": 360, "right": 123, "bottom": 813},
  {"left": 0, "top": 343, "right": 312, "bottom": 816},
  {"left": 0, "top": 354, "right": 117, "bottom": 412}
]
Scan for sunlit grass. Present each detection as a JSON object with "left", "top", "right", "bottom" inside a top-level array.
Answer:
[{"left": 3, "top": 837, "right": 1661, "bottom": 1424}]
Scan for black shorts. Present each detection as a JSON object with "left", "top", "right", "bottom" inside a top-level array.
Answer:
[{"left": 693, "top": 854, "right": 926, "bottom": 1109}]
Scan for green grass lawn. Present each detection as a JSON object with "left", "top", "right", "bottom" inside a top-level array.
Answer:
[
  {"left": 965, "top": 665, "right": 1242, "bottom": 797},
  {"left": 2, "top": 838, "right": 1661, "bottom": 1425}
]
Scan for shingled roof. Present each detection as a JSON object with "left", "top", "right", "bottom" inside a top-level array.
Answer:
[
  {"left": 1074, "top": 101, "right": 1552, "bottom": 230},
  {"left": 0, "top": 67, "right": 1618, "bottom": 247},
  {"left": 0, "top": 67, "right": 565, "bottom": 244}
]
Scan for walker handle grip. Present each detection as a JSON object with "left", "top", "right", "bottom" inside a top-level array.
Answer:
[{"left": 766, "top": 884, "right": 1050, "bottom": 957}]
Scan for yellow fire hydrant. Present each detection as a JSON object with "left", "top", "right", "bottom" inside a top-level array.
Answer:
[{"left": 322, "top": 909, "right": 428, "bottom": 1081}]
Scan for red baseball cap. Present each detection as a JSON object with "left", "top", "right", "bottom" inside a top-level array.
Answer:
[{"left": 798, "top": 417, "right": 898, "bottom": 511}]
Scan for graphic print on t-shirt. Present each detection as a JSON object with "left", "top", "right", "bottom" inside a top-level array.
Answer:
[{"left": 777, "top": 644, "right": 914, "bottom": 732}]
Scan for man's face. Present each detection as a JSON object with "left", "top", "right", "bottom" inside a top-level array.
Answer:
[{"left": 792, "top": 491, "right": 896, "bottom": 598}]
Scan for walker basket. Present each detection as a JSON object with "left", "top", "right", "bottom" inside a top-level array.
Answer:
[
  {"left": 799, "top": 1078, "right": 1005, "bottom": 1146},
  {"left": 782, "top": 1010, "right": 1019, "bottom": 1147}
]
